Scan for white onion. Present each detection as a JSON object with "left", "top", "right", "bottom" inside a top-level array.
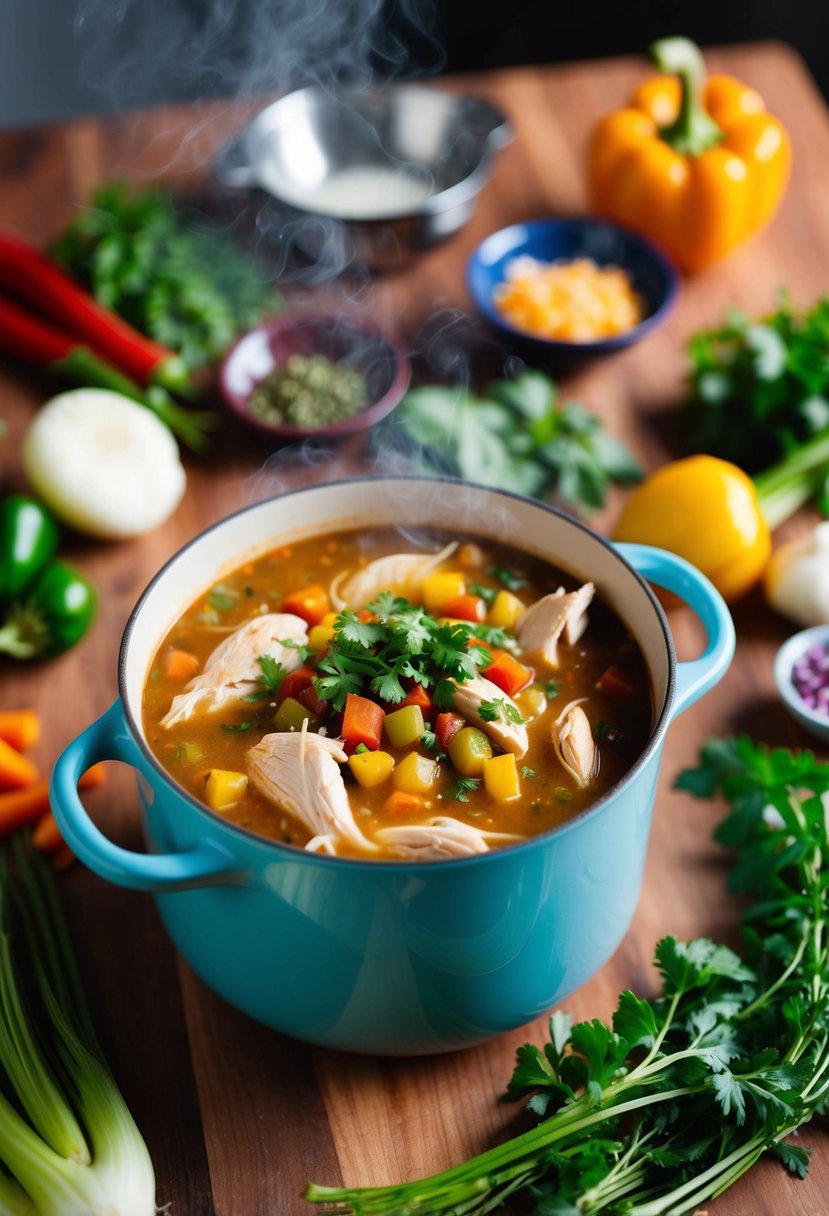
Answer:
[{"left": 22, "top": 389, "right": 186, "bottom": 539}]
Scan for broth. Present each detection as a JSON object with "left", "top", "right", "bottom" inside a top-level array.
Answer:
[{"left": 142, "top": 529, "right": 652, "bottom": 859}]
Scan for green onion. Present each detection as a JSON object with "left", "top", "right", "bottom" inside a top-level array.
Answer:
[{"left": 0, "top": 839, "right": 155, "bottom": 1214}]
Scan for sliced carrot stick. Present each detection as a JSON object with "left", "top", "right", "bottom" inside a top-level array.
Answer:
[
  {"left": 383, "top": 790, "right": 424, "bottom": 816},
  {"left": 342, "top": 693, "right": 385, "bottom": 752},
  {"left": 0, "top": 737, "right": 39, "bottom": 792},
  {"left": 33, "top": 811, "right": 63, "bottom": 854},
  {"left": 162, "top": 647, "right": 200, "bottom": 682},
  {"left": 0, "top": 709, "right": 41, "bottom": 751},
  {"left": 0, "top": 763, "right": 108, "bottom": 838},
  {"left": 485, "top": 651, "right": 534, "bottom": 698}
]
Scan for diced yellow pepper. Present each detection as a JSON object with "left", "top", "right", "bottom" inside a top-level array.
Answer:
[
  {"left": 349, "top": 750, "right": 395, "bottom": 789},
  {"left": 421, "top": 571, "right": 466, "bottom": 615},
  {"left": 516, "top": 686, "right": 547, "bottom": 721},
  {"left": 483, "top": 753, "right": 520, "bottom": 801},
  {"left": 487, "top": 589, "right": 525, "bottom": 631},
  {"left": 204, "top": 768, "right": 248, "bottom": 812},
  {"left": 448, "top": 726, "right": 492, "bottom": 776},
  {"left": 308, "top": 623, "right": 336, "bottom": 652},
  {"left": 384, "top": 704, "right": 425, "bottom": 748},
  {"left": 321, "top": 611, "right": 339, "bottom": 627},
  {"left": 392, "top": 751, "right": 441, "bottom": 795}
]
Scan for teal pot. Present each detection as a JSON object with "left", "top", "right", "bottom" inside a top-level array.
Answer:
[{"left": 50, "top": 478, "right": 735, "bottom": 1055}]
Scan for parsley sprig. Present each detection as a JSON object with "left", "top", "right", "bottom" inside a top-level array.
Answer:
[
  {"left": 313, "top": 596, "right": 492, "bottom": 713},
  {"left": 478, "top": 697, "right": 525, "bottom": 725},
  {"left": 306, "top": 736, "right": 829, "bottom": 1215}
]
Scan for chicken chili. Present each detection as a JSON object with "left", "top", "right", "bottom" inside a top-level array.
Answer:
[{"left": 142, "top": 529, "right": 652, "bottom": 859}]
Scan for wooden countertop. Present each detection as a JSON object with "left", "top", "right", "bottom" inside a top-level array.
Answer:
[{"left": 2, "top": 41, "right": 828, "bottom": 1215}]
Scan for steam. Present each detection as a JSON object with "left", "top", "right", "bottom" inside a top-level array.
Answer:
[{"left": 75, "top": 0, "right": 443, "bottom": 117}]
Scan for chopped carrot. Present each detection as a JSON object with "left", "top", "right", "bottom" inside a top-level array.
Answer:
[
  {"left": 435, "top": 711, "right": 465, "bottom": 750},
  {"left": 0, "top": 710, "right": 40, "bottom": 752},
  {"left": 282, "top": 584, "right": 331, "bottom": 626},
  {"left": 51, "top": 844, "right": 76, "bottom": 872},
  {"left": 342, "top": 693, "right": 385, "bottom": 752},
  {"left": 357, "top": 609, "right": 376, "bottom": 623},
  {"left": 0, "top": 762, "right": 108, "bottom": 839},
  {"left": 485, "top": 651, "right": 534, "bottom": 698},
  {"left": 277, "top": 666, "right": 315, "bottom": 703},
  {"left": 33, "top": 811, "right": 63, "bottom": 854},
  {"left": 384, "top": 790, "right": 424, "bottom": 815},
  {"left": 162, "top": 647, "right": 200, "bottom": 682},
  {"left": 442, "top": 594, "right": 486, "bottom": 623},
  {"left": 0, "top": 738, "right": 39, "bottom": 792},
  {"left": 595, "top": 664, "right": 639, "bottom": 698},
  {"left": 399, "top": 684, "right": 432, "bottom": 713}
]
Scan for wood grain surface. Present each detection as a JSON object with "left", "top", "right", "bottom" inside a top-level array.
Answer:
[{"left": 2, "top": 41, "right": 828, "bottom": 1216}]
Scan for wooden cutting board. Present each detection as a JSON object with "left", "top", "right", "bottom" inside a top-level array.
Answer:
[{"left": 1, "top": 41, "right": 828, "bottom": 1215}]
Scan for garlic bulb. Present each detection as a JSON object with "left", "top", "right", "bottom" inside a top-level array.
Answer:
[{"left": 764, "top": 522, "right": 829, "bottom": 626}]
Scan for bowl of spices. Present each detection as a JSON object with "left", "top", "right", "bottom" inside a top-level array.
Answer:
[
  {"left": 467, "top": 217, "right": 679, "bottom": 365},
  {"left": 774, "top": 624, "right": 829, "bottom": 745},
  {"left": 219, "top": 309, "right": 411, "bottom": 440}
]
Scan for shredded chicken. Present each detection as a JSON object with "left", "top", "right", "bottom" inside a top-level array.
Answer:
[
  {"left": 451, "top": 675, "right": 529, "bottom": 757},
  {"left": 161, "top": 613, "right": 308, "bottom": 728},
  {"left": 331, "top": 542, "right": 457, "bottom": 610},
  {"left": 515, "top": 583, "right": 595, "bottom": 668},
  {"left": 246, "top": 728, "right": 377, "bottom": 855},
  {"left": 552, "top": 699, "right": 598, "bottom": 788},
  {"left": 377, "top": 817, "right": 520, "bottom": 859}
]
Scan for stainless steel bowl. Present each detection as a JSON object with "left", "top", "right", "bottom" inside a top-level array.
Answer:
[{"left": 215, "top": 83, "right": 512, "bottom": 271}]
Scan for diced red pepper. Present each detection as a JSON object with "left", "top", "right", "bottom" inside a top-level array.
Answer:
[
  {"left": 485, "top": 650, "right": 533, "bottom": 698},
  {"left": 297, "top": 684, "right": 328, "bottom": 717},
  {"left": 435, "top": 712, "right": 465, "bottom": 750},
  {"left": 399, "top": 684, "right": 432, "bottom": 713},
  {"left": 342, "top": 693, "right": 385, "bottom": 753},
  {"left": 282, "top": 584, "right": 331, "bottom": 626},
  {"left": 595, "top": 665, "right": 639, "bottom": 698},
  {"left": 277, "top": 666, "right": 315, "bottom": 702},
  {"left": 441, "top": 594, "right": 486, "bottom": 623}
]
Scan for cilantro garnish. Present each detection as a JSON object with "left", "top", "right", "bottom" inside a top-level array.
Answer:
[
  {"left": 478, "top": 697, "right": 524, "bottom": 725},
  {"left": 487, "top": 565, "right": 529, "bottom": 591},
  {"left": 253, "top": 654, "right": 287, "bottom": 699},
  {"left": 595, "top": 719, "right": 625, "bottom": 743},
  {"left": 448, "top": 776, "right": 481, "bottom": 803},
  {"left": 220, "top": 721, "right": 253, "bottom": 734},
  {"left": 520, "top": 766, "right": 538, "bottom": 779},
  {"left": 312, "top": 595, "right": 492, "bottom": 714},
  {"left": 207, "top": 583, "right": 238, "bottom": 612},
  {"left": 469, "top": 582, "right": 498, "bottom": 607}
]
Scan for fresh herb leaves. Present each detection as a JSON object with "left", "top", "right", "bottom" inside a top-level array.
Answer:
[
  {"left": 207, "top": 583, "right": 238, "bottom": 613},
  {"left": 383, "top": 371, "right": 643, "bottom": 517},
  {"left": 305, "top": 736, "right": 829, "bottom": 1216},
  {"left": 448, "top": 776, "right": 481, "bottom": 803},
  {"left": 313, "top": 596, "right": 492, "bottom": 713},
  {"left": 478, "top": 697, "right": 524, "bottom": 725}
]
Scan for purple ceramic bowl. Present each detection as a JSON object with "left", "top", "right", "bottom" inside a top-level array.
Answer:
[{"left": 219, "top": 309, "right": 412, "bottom": 440}]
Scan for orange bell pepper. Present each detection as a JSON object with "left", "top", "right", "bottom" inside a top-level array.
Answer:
[{"left": 589, "top": 38, "right": 791, "bottom": 271}]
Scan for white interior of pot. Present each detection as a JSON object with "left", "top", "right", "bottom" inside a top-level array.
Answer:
[{"left": 122, "top": 480, "right": 671, "bottom": 739}]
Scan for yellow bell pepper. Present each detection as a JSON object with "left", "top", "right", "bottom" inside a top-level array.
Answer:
[
  {"left": 589, "top": 38, "right": 791, "bottom": 271},
  {"left": 613, "top": 455, "right": 771, "bottom": 602}
]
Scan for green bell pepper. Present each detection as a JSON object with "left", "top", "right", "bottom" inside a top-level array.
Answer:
[
  {"left": 0, "top": 495, "right": 59, "bottom": 599},
  {"left": 0, "top": 560, "right": 97, "bottom": 659}
]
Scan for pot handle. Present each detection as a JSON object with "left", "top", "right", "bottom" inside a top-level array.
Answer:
[
  {"left": 50, "top": 701, "right": 243, "bottom": 893},
  {"left": 614, "top": 543, "right": 736, "bottom": 718}
]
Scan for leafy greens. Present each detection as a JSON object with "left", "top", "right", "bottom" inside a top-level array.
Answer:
[
  {"left": 383, "top": 370, "right": 643, "bottom": 517},
  {"left": 305, "top": 735, "right": 829, "bottom": 1215}
]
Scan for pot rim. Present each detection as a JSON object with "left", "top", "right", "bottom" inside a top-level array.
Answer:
[{"left": 119, "top": 475, "right": 676, "bottom": 869}]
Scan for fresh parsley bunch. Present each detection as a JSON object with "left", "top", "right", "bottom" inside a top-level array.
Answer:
[
  {"left": 685, "top": 293, "right": 829, "bottom": 474},
  {"left": 306, "top": 736, "right": 829, "bottom": 1215},
  {"left": 384, "top": 370, "right": 643, "bottom": 516},
  {"left": 52, "top": 180, "right": 279, "bottom": 372}
]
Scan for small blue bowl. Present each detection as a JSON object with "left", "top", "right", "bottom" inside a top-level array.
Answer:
[
  {"left": 774, "top": 625, "right": 829, "bottom": 746},
  {"left": 467, "top": 217, "right": 680, "bottom": 364}
]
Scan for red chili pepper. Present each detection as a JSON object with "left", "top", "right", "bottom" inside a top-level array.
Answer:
[
  {"left": 0, "top": 295, "right": 77, "bottom": 363},
  {"left": 0, "top": 232, "right": 192, "bottom": 396}
]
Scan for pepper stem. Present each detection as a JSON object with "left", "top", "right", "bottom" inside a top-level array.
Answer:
[{"left": 650, "top": 37, "right": 724, "bottom": 156}]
